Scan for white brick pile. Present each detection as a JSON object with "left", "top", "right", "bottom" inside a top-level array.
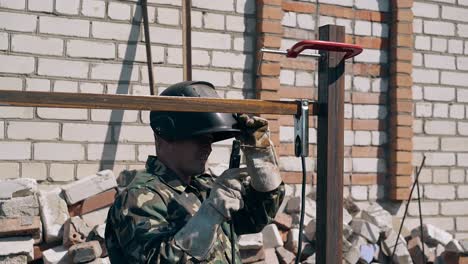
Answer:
[{"left": 0, "top": 171, "right": 117, "bottom": 262}]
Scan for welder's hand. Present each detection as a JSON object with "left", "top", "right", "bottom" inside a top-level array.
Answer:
[
  {"left": 236, "top": 114, "right": 283, "bottom": 193},
  {"left": 174, "top": 168, "right": 247, "bottom": 261},
  {"left": 209, "top": 168, "right": 248, "bottom": 218},
  {"left": 236, "top": 114, "right": 271, "bottom": 148}
]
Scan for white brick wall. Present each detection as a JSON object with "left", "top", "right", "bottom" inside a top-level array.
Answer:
[
  {"left": 7, "top": 122, "right": 59, "bottom": 140},
  {"left": 0, "top": 0, "right": 256, "bottom": 187},
  {"left": 34, "top": 143, "right": 85, "bottom": 161},
  {"left": 67, "top": 40, "right": 115, "bottom": 59},
  {"left": 12, "top": 35, "right": 63, "bottom": 56}
]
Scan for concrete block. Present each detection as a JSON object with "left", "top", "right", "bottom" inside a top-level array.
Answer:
[
  {"left": 413, "top": 2, "right": 439, "bottom": 18},
  {"left": 38, "top": 58, "right": 88, "bottom": 78},
  {"left": 355, "top": 21, "right": 372, "bottom": 36},
  {"left": 62, "top": 170, "right": 116, "bottom": 205},
  {"left": 0, "top": 178, "right": 37, "bottom": 199},
  {"left": 82, "top": 0, "right": 106, "bottom": 18},
  {"left": 108, "top": 2, "right": 131, "bottom": 20},
  {"left": 192, "top": 31, "right": 230, "bottom": 50},
  {"left": 0, "top": 195, "right": 39, "bottom": 218},
  {"left": 353, "top": 105, "right": 387, "bottom": 119},
  {"left": 0, "top": 216, "right": 41, "bottom": 239},
  {"left": 8, "top": 121, "right": 60, "bottom": 140},
  {"left": 276, "top": 247, "right": 295, "bottom": 264},
  {"left": 115, "top": 125, "right": 153, "bottom": 143},
  {"left": 67, "top": 40, "right": 115, "bottom": 59},
  {"left": 240, "top": 247, "right": 265, "bottom": 263},
  {"left": 0, "top": 12, "right": 36, "bottom": 32},
  {"left": 81, "top": 206, "right": 110, "bottom": 227},
  {"left": 238, "top": 232, "right": 263, "bottom": 250},
  {"left": 0, "top": 255, "right": 28, "bottom": 264},
  {"left": 56, "top": 0, "right": 79, "bottom": 14},
  {"left": 91, "top": 63, "right": 138, "bottom": 81},
  {"left": 352, "top": 158, "right": 385, "bottom": 173},
  {"left": 192, "top": 0, "right": 234, "bottom": 11},
  {"left": 38, "top": 188, "right": 70, "bottom": 243},
  {"left": 69, "top": 189, "right": 116, "bottom": 217},
  {"left": 12, "top": 34, "right": 63, "bottom": 56},
  {"left": 343, "top": 208, "right": 352, "bottom": 224},
  {"left": 351, "top": 220, "right": 380, "bottom": 244},
  {"left": 63, "top": 216, "right": 93, "bottom": 247},
  {"left": 425, "top": 152, "right": 456, "bottom": 166},
  {"left": 40, "top": 16, "right": 89, "bottom": 37},
  {"left": 274, "top": 213, "right": 293, "bottom": 230},
  {"left": 42, "top": 245, "right": 70, "bottom": 264},
  {"left": 442, "top": 6, "right": 468, "bottom": 22},
  {"left": 361, "top": 203, "right": 392, "bottom": 230},
  {"left": 304, "top": 218, "right": 316, "bottom": 241},
  {"left": 411, "top": 224, "right": 453, "bottom": 246},
  {"left": 0, "top": 76, "right": 22, "bottom": 91},
  {"left": 424, "top": 20, "right": 455, "bottom": 36},
  {"left": 262, "top": 224, "right": 284, "bottom": 248},
  {"left": 445, "top": 239, "right": 464, "bottom": 253},
  {"left": 0, "top": 54, "right": 35, "bottom": 74},
  {"left": 0, "top": 237, "right": 34, "bottom": 261},
  {"left": 354, "top": 49, "right": 388, "bottom": 64},
  {"left": 212, "top": 51, "right": 250, "bottom": 69},
  {"left": 87, "top": 143, "right": 135, "bottom": 161},
  {"left": 192, "top": 69, "right": 230, "bottom": 87},
  {"left": 442, "top": 71, "right": 468, "bottom": 87},
  {"left": 264, "top": 248, "right": 279, "bottom": 264},
  {"left": 424, "top": 86, "right": 455, "bottom": 101},
  {"left": 355, "top": 0, "right": 388, "bottom": 11},
  {"left": 92, "top": 21, "right": 135, "bottom": 41},
  {"left": 34, "top": 142, "right": 85, "bottom": 161},
  {"left": 29, "top": 0, "right": 53, "bottom": 12},
  {"left": 69, "top": 241, "right": 102, "bottom": 263}
]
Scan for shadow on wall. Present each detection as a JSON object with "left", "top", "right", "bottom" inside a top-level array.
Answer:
[
  {"left": 99, "top": 4, "right": 142, "bottom": 171},
  {"left": 242, "top": 0, "right": 257, "bottom": 99}
]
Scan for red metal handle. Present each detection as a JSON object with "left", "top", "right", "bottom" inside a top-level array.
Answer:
[{"left": 287, "top": 40, "right": 363, "bottom": 60}]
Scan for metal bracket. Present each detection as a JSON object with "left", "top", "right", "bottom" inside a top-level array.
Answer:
[{"left": 294, "top": 99, "right": 309, "bottom": 157}]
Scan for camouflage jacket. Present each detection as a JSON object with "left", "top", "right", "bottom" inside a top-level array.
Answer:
[{"left": 105, "top": 155, "right": 285, "bottom": 264}]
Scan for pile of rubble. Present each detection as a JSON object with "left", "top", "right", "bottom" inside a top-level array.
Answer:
[
  {"left": 237, "top": 194, "right": 468, "bottom": 264},
  {"left": 2, "top": 171, "right": 468, "bottom": 264},
  {"left": 0, "top": 170, "right": 116, "bottom": 263}
]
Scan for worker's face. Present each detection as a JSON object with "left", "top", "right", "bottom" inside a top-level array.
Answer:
[{"left": 169, "top": 134, "right": 214, "bottom": 177}]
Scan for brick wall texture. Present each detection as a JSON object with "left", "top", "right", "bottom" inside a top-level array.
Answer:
[{"left": 0, "top": 0, "right": 467, "bottom": 238}]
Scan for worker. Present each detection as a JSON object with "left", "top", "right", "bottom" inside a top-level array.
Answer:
[{"left": 105, "top": 81, "right": 284, "bottom": 263}]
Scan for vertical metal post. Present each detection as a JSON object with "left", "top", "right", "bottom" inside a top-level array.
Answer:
[
  {"left": 182, "top": 0, "right": 192, "bottom": 81},
  {"left": 316, "top": 25, "right": 345, "bottom": 264},
  {"left": 141, "top": 0, "right": 156, "bottom": 95}
]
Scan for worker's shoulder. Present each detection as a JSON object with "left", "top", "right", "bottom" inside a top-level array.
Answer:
[{"left": 121, "top": 169, "right": 174, "bottom": 204}]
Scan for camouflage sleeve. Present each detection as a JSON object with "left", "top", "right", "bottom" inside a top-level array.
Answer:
[
  {"left": 107, "top": 187, "right": 189, "bottom": 263},
  {"left": 232, "top": 182, "right": 285, "bottom": 235}
]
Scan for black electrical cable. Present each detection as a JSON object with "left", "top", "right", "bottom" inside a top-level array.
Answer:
[
  {"left": 295, "top": 155, "right": 307, "bottom": 264},
  {"left": 391, "top": 156, "right": 426, "bottom": 260},
  {"left": 416, "top": 167, "right": 425, "bottom": 263}
]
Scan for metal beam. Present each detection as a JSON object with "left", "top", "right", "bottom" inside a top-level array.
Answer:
[
  {"left": 316, "top": 25, "right": 345, "bottom": 264},
  {"left": 0, "top": 90, "right": 318, "bottom": 116}
]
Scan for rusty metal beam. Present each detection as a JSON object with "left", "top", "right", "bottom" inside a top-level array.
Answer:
[{"left": 0, "top": 90, "right": 318, "bottom": 116}]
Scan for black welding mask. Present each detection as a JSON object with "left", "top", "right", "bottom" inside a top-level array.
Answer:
[{"left": 150, "top": 81, "right": 240, "bottom": 142}]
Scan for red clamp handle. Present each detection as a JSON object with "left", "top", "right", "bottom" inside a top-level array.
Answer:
[{"left": 287, "top": 40, "right": 363, "bottom": 60}]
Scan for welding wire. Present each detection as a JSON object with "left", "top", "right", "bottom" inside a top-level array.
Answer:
[
  {"left": 141, "top": 0, "right": 156, "bottom": 95},
  {"left": 391, "top": 156, "right": 427, "bottom": 261},
  {"left": 416, "top": 157, "right": 426, "bottom": 263},
  {"left": 295, "top": 155, "right": 307, "bottom": 264}
]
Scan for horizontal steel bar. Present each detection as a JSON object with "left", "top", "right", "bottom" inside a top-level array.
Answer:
[
  {"left": 260, "top": 48, "right": 321, "bottom": 58},
  {"left": 0, "top": 90, "right": 319, "bottom": 116}
]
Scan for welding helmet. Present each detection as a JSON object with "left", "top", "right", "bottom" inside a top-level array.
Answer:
[{"left": 150, "top": 81, "right": 240, "bottom": 142}]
